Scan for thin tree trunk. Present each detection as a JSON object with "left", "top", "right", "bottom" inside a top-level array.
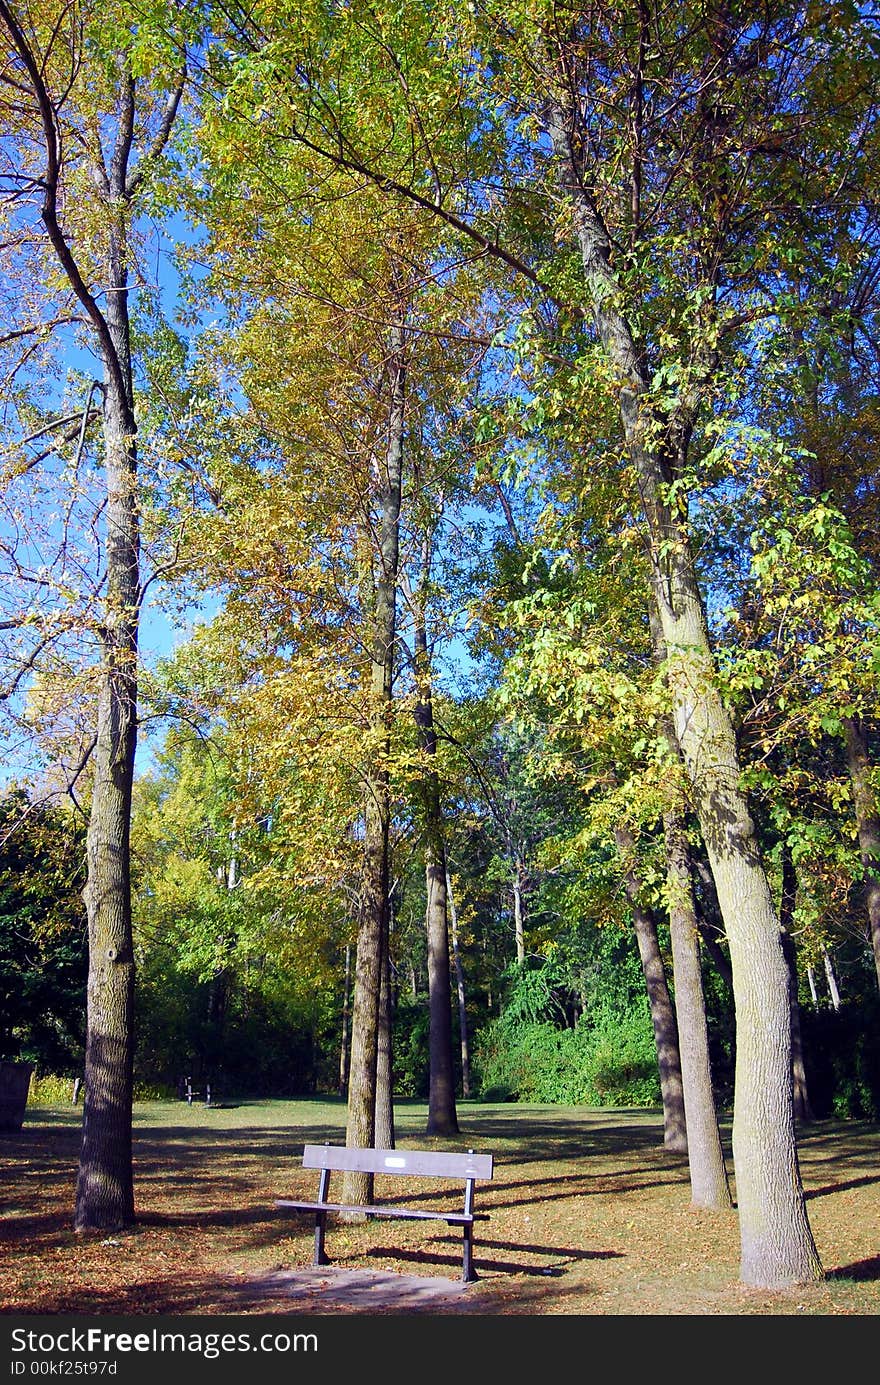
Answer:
[
  {"left": 549, "top": 101, "right": 821, "bottom": 1287},
  {"left": 446, "top": 870, "right": 472, "bottom": 1100},
  {"left": 823, "top": 951, "right": 842, "bottom": 1012},
  {"left": 842, "top": 717, "right": 880, "bottom": 995},
  {"left": 780, "top": 844, "right": 814, "bottom": 1123},
  {"left": 339, "top": 944, "right": 351, "bottom": 1097},
  {"left": 697, "top": 917, "right": 734, "bottom": 993},
  {"left": 612, "top": 822, "right": 687, "bottom": 1154},
  {"left": 411, "top": 532, "right": 458, "bottom": 1137},
  {"left": 343, "top": 306, "right": 405, "bottom": 1206},
  {"left": 664, "top": 810, "right": 733, "bottom": 1209},
  {"left": 807, "top": 967, "right": 819, "bottom": 1007},
  {"left": 512, "top": 859, "right": 526, "bottom": 964}
]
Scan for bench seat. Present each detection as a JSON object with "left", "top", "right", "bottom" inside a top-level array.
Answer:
[{"left": 275, "top": 1143, "right": 495, "bottom": 1282}]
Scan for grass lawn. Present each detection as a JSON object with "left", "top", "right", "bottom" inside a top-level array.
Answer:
[{"left": 1, "top": 1097, "right": 878, "bottom": 1315}]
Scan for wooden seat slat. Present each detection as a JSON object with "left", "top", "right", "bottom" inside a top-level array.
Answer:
[
  {"left": 301, "top": 1144, "right": 493, "bottom": 1180},
  {"left": 275, "top": 1198, "right": 474, "bottom": 1224}
]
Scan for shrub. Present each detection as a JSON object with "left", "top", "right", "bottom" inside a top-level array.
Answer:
[
  {"left": 26, "top": 1072, "right": 78, "bottom": 1106},
  {"left": 473, "top": 1003, "right": 662, "bottom": 1106}
]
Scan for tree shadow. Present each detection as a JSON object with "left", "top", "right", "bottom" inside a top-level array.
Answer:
[
  {"left": 828, "top": 1255, "right": 880, "bottom": 1283},
  {"left": 804, "top": 1173, "right": 880, "bottom": 1200}
]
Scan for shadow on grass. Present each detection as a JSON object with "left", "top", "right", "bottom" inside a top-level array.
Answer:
[
  {"left": 361, "top": 1245, "right": 606, "bottom": 1277},
  {"left": 828, "top": 1255, "right": 880, "bottom": 1282},
  {"left": 805, "top": 1173, "right": 880, "bottom": 1200}
]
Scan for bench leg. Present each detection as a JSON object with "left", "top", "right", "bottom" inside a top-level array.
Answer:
[
  {"left": 462, "top": 1223, "right": 477, "bottom": 1283},
  {"left": 314, "top": 1211, "right": 329, "bottom": 1267}
]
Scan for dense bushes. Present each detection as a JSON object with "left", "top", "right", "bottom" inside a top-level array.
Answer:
[{"left": 473, "top": 1006, "right": 662, "bottom": 1106}]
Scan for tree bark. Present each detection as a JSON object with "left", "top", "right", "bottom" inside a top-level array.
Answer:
[
  {"left": 612, "top": 822, "right": 687, "bottom": 1154},
  {"left": 664, "top": 810, "right": 733, "bottom": 1208},
  {"left": 842, "top": 717, "right": 880, "bottom": 995},
  {"left": 411, "top": 533, "right": 458, "bottom": 1137},
  {"left": 343, "top": 308, "right": 405, "bottom": 1205},
  {"left": 375, "top": 917, "right": 395, "bottom": 1149},
  {"left": 549, "top": 101, "right": 822, "bottom": 1286}
]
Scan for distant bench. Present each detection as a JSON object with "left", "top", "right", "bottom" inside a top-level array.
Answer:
[
  {"left": 275, "top": 1143, "right": 495, "bottom": 1282},
  {"left": 179, "top": 1076, "right": 213, "bottom": 1105}
]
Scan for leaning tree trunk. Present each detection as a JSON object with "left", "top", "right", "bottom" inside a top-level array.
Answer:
[
  {"left": 664, "top": 809, "right": 733, "bottom": 1209},
  {"left": 342, "top": 308, "right": 406, "bottom": 1206},
  {"left": 613, "top": 823, "right": 687, "bottom": 1153},
  {"left": 823, "top": 951, "right": 842, "bottom": 1012},
  {"left": 842, "top": 717, "right": 880, "bottom": 995},
  {"left": 550, "top": 102, "right": 821, "bottom": 1286}
]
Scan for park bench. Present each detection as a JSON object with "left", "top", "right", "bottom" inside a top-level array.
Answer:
[
  {"left": 179, "top": 1075, "right": 213, "bottom": 1105},
  {"left": 275, "top": 1143, "right": 495, "bottom": 1282}
]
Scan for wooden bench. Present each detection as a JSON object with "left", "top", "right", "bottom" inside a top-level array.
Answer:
[{"left": 275, "top": 1143, "right": 495, "bottom": 1282}]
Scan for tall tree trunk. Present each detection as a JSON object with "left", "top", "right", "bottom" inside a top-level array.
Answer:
[
  {"left": 664, "top": 810, "right": 733, "bottom": 1209},
  {"left": 446, "top": 870, "right": 472, "bottom": 1099},
  {"left": 780, "top": 844, "right": 814, "bottom": 1123},
  {"left": 424, "top": 849, "right": 458, "bottom": 1134},
  {"left": 549, "top": 102, "right": 821, "bottom": 1286},
  {"left": 612, "top": 822, "right": 687, "bottom": 1153},
  {"left": 343, "top": 307, "right": 405, "bottom": 1206},
  {"left": 74, "top": 213, "right": 139, "bottom": 1232},
  {"left": 411, "top": 531, "right": 458, "bottom": 1137},
  {"left": 842, "top": 717, "right": 880, "bottom": 995}
]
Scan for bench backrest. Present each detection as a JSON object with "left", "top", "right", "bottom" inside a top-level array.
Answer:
[{"left": 302, "top": 1144, "right": 493, "bottom": 1181}]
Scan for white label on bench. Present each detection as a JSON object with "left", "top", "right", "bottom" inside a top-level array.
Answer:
[{"left": 383, "top": 1157, "right": 407, "bottom": 1167}]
